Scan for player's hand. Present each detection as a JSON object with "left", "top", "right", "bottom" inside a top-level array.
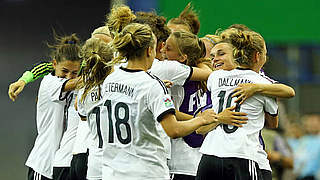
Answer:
[
  {"left": 200, "top": 109, "right": 218, "bottom": 125},
  {"left": 8, "top": 80, "right": 26, "bottom": 102},
  {"left": 163, "top": 80, "right": 173, "bottom": 88},
  {"left": 232, "top": 83, "right": 258, "bottom": 104},
  {"left": 267, "top": 151, "right": 282, "bottom": 163},
  {"left": 217, "top": 106, "right": 248, "bottom": 127}
]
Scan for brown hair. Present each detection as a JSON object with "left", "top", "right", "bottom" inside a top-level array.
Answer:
[
  {"left": 171, "top": 30, "right": 211, "bottom": 92},
  {"left": 220, "top": 28, "right": 265, "bottom": 68},
  {"left": 171, "top": 30, "right": 205, "bottom": 67},
  {"left": 80, "top": 38, "right": 117, "bottom": 102},
  {"left": 106, "top": 5, "right": 136, "bottom": 37},
  {"left": 228, "top": 24, "right": 252, "bottom": 31},
  {"left": 112, "top": 23, "right": 155, "bottom": 61},
  {"left": 134, "top": 11, "right": 171, "bottom": 44},
  {"left": 168, "top": 2, "right": 200, "bottom": 35},
  {"left": 48, "top": 33, "right": 81, "bottom": 63}
]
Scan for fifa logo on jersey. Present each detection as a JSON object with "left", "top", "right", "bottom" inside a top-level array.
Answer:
[{"left": 163, "top": 97, "right": 174, "bottom": 108}]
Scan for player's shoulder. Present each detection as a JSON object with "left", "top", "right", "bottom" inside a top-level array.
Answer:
[
  {"left": 208, "top": 69, "right": 229, "bottom": 81},
  {"left": 41, "top": 73, "right": 65, "bottom": 84},
  {"left": 152, "top": 59, "right": 189, "bottom": 70},
  {"left": 251, "top": 72, "right": 273, "bottom": 84},
  {"left": 231, "top": 68, "right": 272, "bottom": 84},
  {"left": 144, "top": 72, "right": 169, "bottom": 95}
]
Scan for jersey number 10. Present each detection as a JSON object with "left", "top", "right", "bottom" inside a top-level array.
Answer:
[{"left": 217, "top": 90, "right": 241, "bottom": 134}]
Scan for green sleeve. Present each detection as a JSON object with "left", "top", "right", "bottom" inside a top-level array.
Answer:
[
  {"left": 78, "top": 60, "right": 86, "bottom": 75},
  {"left": 18, "top": 61, "right": 54, "bottom": 84}
]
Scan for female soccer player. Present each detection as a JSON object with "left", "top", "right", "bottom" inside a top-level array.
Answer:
[
  {"left": 76, "top": 37, "right": 120, "bottom": 180},
  {"left": 196, "top": 29, "right": 284, "bottom": 180},
  {"left": 7, "top": 26, "right": 114, "bottom": 180},
  {"left": 100, "top": 22, "right": 217, "bottom": 180},
  {"left": 201, "top": 28, "right": 295, "bottom": 180},
  {"left": 163, "top": 30, "right": 212, "bottom": 180},
  {"left": 162, "top": 30, "right": 249, "bottom": 180},
  {"left": 70, "top": 25, "right": 114, "bottom": 180},
  {"left": 24, "top": 34, "right": 82, "bottom": 180}
]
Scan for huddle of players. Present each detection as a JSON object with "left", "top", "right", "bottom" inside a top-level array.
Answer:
[{"left": 8, "top": 3, "right": 295, "bottom": 180}]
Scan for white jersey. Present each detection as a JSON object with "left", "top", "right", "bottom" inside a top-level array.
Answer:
[
  {"left": 101, "top": 67, "right": 175, "bottom": 180},
  {"left": 149, "top": 58, "right": 192, "bottom": 159},
  {"left": 72, "top": 120, "right": 90, "bottom": 154},
  {"left": 53, "top": 90, "right": 80, "bottom": 167},
  {"left": 256, "top": 72, "right": 277, "bottom": 171},
  {"left": 168, "top": 81, "right": 209, "bottom": 176},
  {"left": 77, "top": 87, "right": 104, "bottom": 179},
  {"left": 149, "top": 58, "right": 192, "bottom": 87},
  {"left": 25, "top": 73, "right": 72, "bottom": 178},
  {"left": 200, "top": 68, "right": 278, "bottom": 164}
]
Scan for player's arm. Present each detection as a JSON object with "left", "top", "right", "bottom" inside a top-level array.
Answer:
[
  {"left": 189, "top": 62, "right": 213, "bottom": 81},
  {"left": 264, "top": 112, "right": 279, "bottom": 129},
  {"left": 8, "top": 61, "right": 53, "bottom": 101},
  {"left": 232, "top": 83, "right": 295, "bottom": 104},
  {"left": 267, "top": 150, "right": 293, "bottom": 169},
  {"left": 160, "top": 109, "right": 218, "bottom": 139},
  {"left": 75, "top": 97, "right": 87, "bottom": 121},
  {"left": 263, "top": 94, "right": 279, "bottom": 129},
  {"left": 196, "top": 106, "right": 248, "bottom": 135},
  {"left": 62, "top": 76, "right": 82, "bottom": 92},
  {"left": 175, "top": 110, "right": 193, "bottom": 121}
]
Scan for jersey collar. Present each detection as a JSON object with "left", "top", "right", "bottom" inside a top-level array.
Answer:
[
  {"left": 236, "top": 67, "right": 251, "bottom": 71},
  {"left": 120, "top": 66, "right": 144, "bottom": 72}
]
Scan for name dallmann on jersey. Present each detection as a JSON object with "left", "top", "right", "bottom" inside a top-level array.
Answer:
[
  {"left": 105, "top": 82, "right": 134, "bottom": 98},
  {"left": 218, "top": 78, "right": 253, "bottom": 87}
]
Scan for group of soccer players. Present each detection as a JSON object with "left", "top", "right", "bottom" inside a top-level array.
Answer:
[{"left": 8, "top": 3, "right": 295, "bottom": 180}]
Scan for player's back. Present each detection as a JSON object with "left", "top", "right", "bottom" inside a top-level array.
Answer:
[
  {"left": 200, "top": 68, "right": 278, "bottom": 163},
  {"left": 100, "top": 67, "right": 175, "bottom": 180}
]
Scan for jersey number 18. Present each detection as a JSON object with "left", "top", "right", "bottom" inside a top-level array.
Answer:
[{"left": 90, "top": 100, "right": 132, "bottom": 148}]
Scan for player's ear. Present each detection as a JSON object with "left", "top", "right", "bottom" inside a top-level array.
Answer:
[
  {"left": 178, "top": 54, "right": 188, "bottom": 63},
  {"left": 253, "top": 52, "right": 259, "bottom": 63}
]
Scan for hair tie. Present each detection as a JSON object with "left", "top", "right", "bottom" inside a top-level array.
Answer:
[{"left": 66, "top": 40, "right": 75, "bottom": 44}]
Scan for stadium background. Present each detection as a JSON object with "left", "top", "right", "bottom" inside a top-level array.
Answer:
[{"left": 0, "top": 0, "right": 319, "bottom": 179}]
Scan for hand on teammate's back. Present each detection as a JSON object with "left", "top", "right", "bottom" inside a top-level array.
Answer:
[
  {"left": 8, "top": 80, "right": 26, "bottom": 102},
  {"left": 163, "top": 80, "right": 173, "bottom": 88},
  {"left": 217, "top": 106, "right": 248, "bottom": 127},
  {"left": 232, "top": 83, "right": 257, "bottom": 104}
]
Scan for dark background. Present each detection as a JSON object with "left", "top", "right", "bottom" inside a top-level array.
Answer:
[{"left": 0, "top": 0, "right": 110, "bottom": 179}]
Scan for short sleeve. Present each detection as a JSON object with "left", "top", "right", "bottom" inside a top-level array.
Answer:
[
  {"left": 259, "top": 70, "right": 278, "bottom": 84},
  {"left": 147, "top": 80, "right": 176, "bottom": 122},
  {"left": 150, "top": 60, "right": 192, "bottom": 86},
  {"left": 166, "top": 61, "right": 192, "bottom": 86},
  {"left": 48, "top": 76, "right": 70, "bottom": 102},
  {"left": 264, "top": 96, "right": 278, "bottom": 116},
  {"left": 206, "top": 71, "right": 216, "bottom": 92}
]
